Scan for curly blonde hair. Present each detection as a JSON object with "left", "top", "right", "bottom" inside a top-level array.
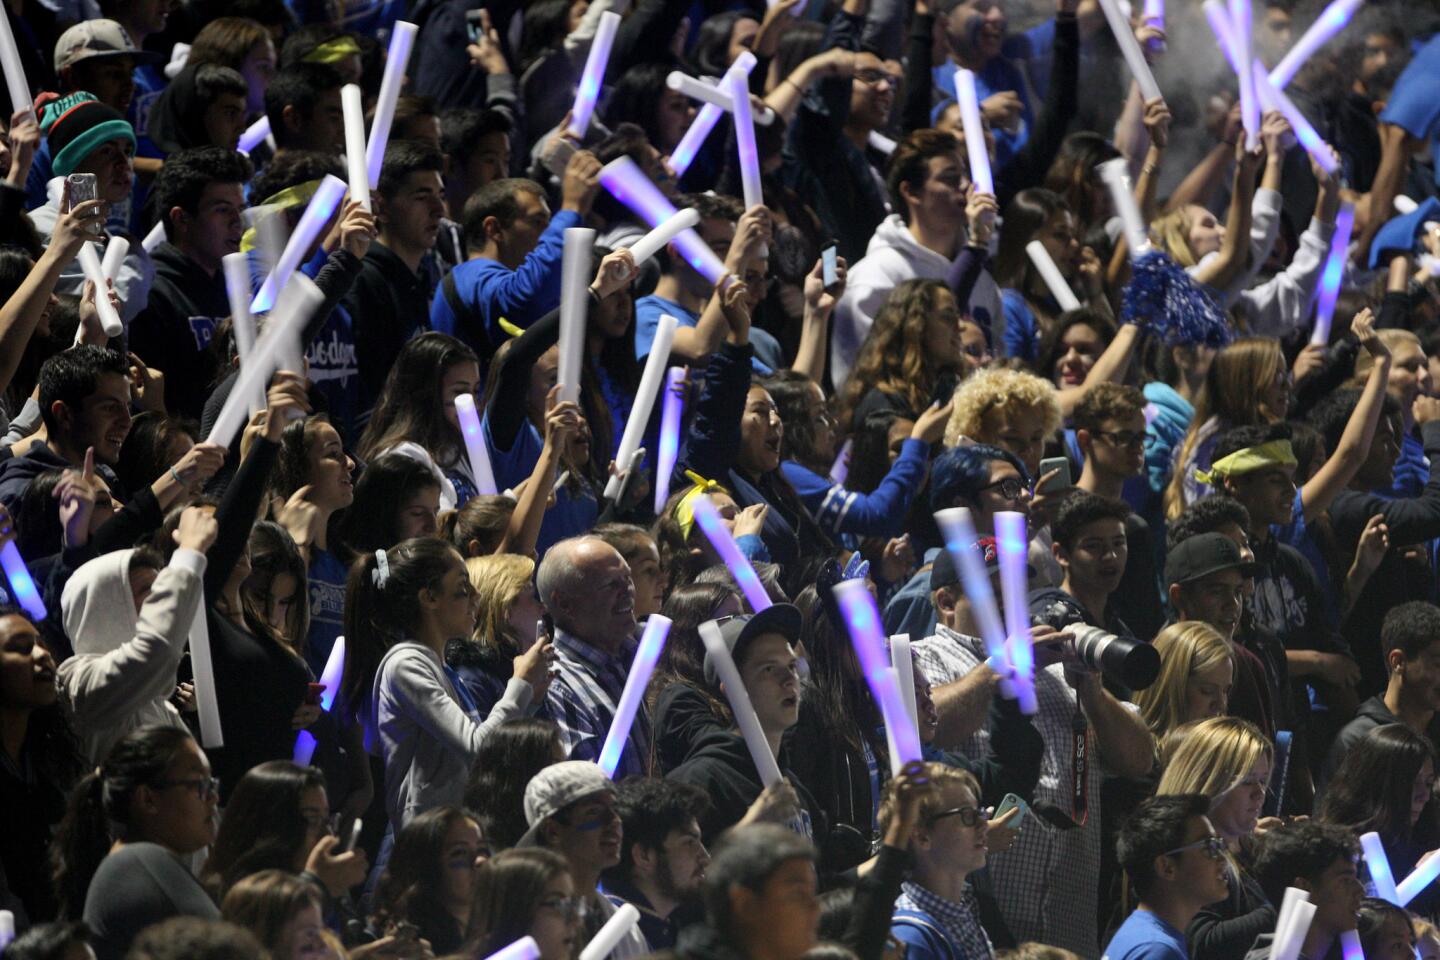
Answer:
[{"left": 944, "top": 367, "right": 1062, "bottom": 447}]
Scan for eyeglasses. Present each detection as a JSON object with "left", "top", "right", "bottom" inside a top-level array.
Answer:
[
  {"left": 538, "top": 895, "right": 588, "bottom": 921},
  {"left": 930, "top": 806, "right": 987, "bottom": 828},
  {"left": 1095, "top": 430, "right": 1146, "bottom": 449},
  {"left": 977, "top": 476, "right": 1030, "bottom": 501},
  {"left": 1164, "top": 835, "right": 1227, "bottom": 861},
  {"left": 155, "top": 776, "right": 221, "bottom": 801},
  {"left": 854, "top": 69, "right": 895, "bottom": 87}
]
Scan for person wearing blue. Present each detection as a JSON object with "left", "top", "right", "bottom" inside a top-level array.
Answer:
[
  {"left": 430, "top": 151, "right": 599, "bottom": 364},
  {"left": 931, "top": 0, "right": 1035, "bottom": 171},
  {"left": 1103, "top": 795, "right": 1230, "bottom": 960}
]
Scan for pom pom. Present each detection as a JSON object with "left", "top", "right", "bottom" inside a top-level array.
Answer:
[{"left": 1122, "top": 250, "right": 1233, "bottom": 348}]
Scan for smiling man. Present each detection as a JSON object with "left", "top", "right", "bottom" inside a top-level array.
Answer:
[
  {"left": 1034, "top": 491, "right": 1136, "bottom": 647},
  {"left": 130, "top": 147, "right": 252, "bottom": 420}
]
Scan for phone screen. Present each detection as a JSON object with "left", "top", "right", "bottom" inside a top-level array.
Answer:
[{"left": 821, "top": 245, "right": 838, "bottom": 288}]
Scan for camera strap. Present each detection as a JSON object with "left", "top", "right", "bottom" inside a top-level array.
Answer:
[{"left": 1071, "top": 708, "right": 1090, "bottom": 826}]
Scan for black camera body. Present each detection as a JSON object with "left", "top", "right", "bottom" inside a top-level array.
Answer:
[{"left": 1028, "top": 590, "right": 1160, "bottom": 691}]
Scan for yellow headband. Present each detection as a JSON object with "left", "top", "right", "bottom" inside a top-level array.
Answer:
[
  {"left": 1194, "top": 440, "right": 1297, "bottom": 485},
  {"left": 239, "top": 181, "right": 324, "bottom": 252},
  {"left": 674, "top": 470, "right": 729, "bottom": 540},
  {"left": 302, "top": 36, "right": 362, "bottom": 65}
]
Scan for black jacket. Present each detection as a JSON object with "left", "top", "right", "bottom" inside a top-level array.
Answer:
[
  {"left": 340, "top": 241, "right": 433, "bottom": 412},
  {"left": 129, "top": 243, "right": 228, "bottom": 421},
  {"left": 1188, "top": 867, "right": 1273, "bottom": 960}
]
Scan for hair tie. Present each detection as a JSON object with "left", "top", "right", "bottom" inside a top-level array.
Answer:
[{"left": 372, "top": 549, "right": 390, "bottom": 588}]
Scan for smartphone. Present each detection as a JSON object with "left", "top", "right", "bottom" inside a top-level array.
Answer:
[
  {"left": 464, "top": 8, "right": 484, "bottom": 43},
  {"left": 393, "top": 922, "right": 420, "bottom": 943},
  {"left": 821, "top": 244, "right": 838, "bottom": 290},
  {"left": 343, "top": 818, "right": 363, "bottom": 852},
  {"left": 65, "top": 173, "right": 100, "bottom": 235},
  {"left": 993, "top": 792, "right": 1029, "bottom": 824},
  {"left": 1038, "top": 456, "right": 1071, "bottom": 495},
  {"left": 305, "top": 682, "right": 325, "bottom": 706}
]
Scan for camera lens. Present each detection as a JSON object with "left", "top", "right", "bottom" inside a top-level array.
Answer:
[{"left": 1069, "top": 625, "right": 1161, "bottom": 690}]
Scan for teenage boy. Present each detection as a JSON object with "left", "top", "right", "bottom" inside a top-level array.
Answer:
[
  {"left": 1246, "top": 821, "right": 1364, "bottom": 960},
  {"left": 683, "top": 825, "right": 819, "bottom": 960},
  {"left": 603, "top": 778, "right": 712, "bottom": 950},
  {"left": 1033, "top": 491, "right": 1138, "bottom": 645}
]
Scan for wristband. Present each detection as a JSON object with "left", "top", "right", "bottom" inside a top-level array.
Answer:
[{"left": 170, "top": 465, "right": 183, "bottom": 484}]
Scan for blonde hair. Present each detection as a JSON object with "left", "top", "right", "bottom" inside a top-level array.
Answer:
[
  {"left": 1133, "top": 622, "right": 1234, "bottom": 740},
  {"left": 945, "top": 367, "right": 1062, "bottom": 447},
  {"left": 1151, "top": 207, "right": 1200, "bottom": 268},
  {"left": 1157, "top": 716, "right": 1273, "bottom": 801},
  {"left": 1353, "top": 329, "right": 1420, "bottom": 383},
  {"left": 466, "top": 553, "right": 535, "bottom": 650}
]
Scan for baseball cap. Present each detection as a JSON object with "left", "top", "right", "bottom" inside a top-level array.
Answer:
[
  {"left": 54, "top": 20, "right": 164, "bottom": 74},
  {"left": 929, "top": 537, "right": 1033, "bottom": 593},
  {"left": 1166, "top": 533, "right": 1260, "bottom": 586},
  {"left": 701, "top": 603, "right": 804, "bottom": 686},
  {"left": 518, "top": 761, "right": 615, "bottom": 846}
]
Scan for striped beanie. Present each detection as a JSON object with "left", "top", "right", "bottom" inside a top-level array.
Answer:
[{"left": 40, "top": 92, "right": 135, "bottom": 178}]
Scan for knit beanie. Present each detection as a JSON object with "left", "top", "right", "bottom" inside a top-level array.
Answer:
[{"left": 40, "top": 91, "right": 136, "bottom": 178}]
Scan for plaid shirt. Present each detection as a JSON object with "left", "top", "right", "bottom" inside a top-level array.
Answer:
[
  {"left": 546, "top": 628, "right": 651, "bottom": 778},
  {"left": 895, "top": 881, "right": 994, "bottom": 960},
  {"left": 912, "top": 624, "right": 1127, "bottom": 957}
]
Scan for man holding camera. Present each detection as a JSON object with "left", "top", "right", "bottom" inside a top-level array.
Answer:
[
  {"left": 1032, "top": 492, "right": 1141, "bottom": 648},
  {"left": 913, "top": 534, "right": 1153, "bottom": 956}
]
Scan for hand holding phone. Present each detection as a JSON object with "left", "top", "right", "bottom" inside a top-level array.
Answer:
[
  {"left": 1037, "top": 456, "right": 1071, "bottom": 495},
  {"left": 821, "top": 244, "right": 838, "bottom": 291}
]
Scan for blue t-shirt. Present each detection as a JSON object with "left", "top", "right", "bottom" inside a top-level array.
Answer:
[
  {"left": 1001, "top": 288, "right": 1040, "bottom": 362},
  {"left": 481, "top": 408, "right": 598, "bottom": 558},
  {"left": 306, "top": 548, "right": 348, "bottom": 678},
  {"left": 634, "top": 294, "right": 774, "bottom": 374},
  {"left": 931, "top": 55, "right": 1033, "bottom": 170},
  {"left": 1102, "top": 909, "right": 1187, "bottom": 960}
]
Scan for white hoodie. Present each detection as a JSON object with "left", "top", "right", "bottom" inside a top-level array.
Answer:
[
  {"left": 832, "top": 214, "right": 1004, "bottom": 391},
  {"left": 58, "top": 547, "right": 206, "bottom": 763}
]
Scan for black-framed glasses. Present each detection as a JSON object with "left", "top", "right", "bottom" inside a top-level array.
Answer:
[
  {"left": 977, "top": 476, "right": 1029, "bottom": 501},
  {"left": 155, "top": 776, "right": 221, "bottom": 801},
  {"left": 930, "top": 806, "right": 987, "bottom": 828},
  {"left": 1095, "top": 430, "right": 1146, "bottom": 449},
  {"left": 1164, "top": 835, "right": 1227, "bottom": 861}
]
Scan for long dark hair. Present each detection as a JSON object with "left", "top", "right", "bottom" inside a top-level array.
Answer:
[
  {"left": 766, "top": 370, "right": 830, "bottom": 472},
  {"left": 116, "top": 413, "right": 199, "bottom": 496},
  {"left": 647, "top": 582, "right": 738, "bottom": 728},
  {"left": 356, "top": 333, "right": 476, "bottom": 469},
  {"left": 50, "top": 725, "right": 197, "bottom": 919},
  {"left": 373, "top": 806, "right": 481, "bottom": 931},
  {"left": 466, "top": 849, "right": 571, "bottom": 954},
  {"left": 516, "top": 0, "right": 574, "bottom": 73},
  {"left": 1035, "top": 308, "right": 1117, "bottom": 387},
  {"left": 994, "top": 188, "right": 1074, "bottom": 291},
  {"left": 333, "top": 452, "right": 442, "bottom": 562},
  {"left": 341, "top": 538, "right": 461, "bottom": 718},
  {"left": 796, "top": 579, "right": 885, "bottom": 757},
  {"left": 463, "top": 719, "right": 563, "bottom": 851},
  {"left": 239, "top": 524, "right": 311, "bottom": 665},
  {"left": 1320, "top": 724, "right": 1437, "bottom": 847},
  {"left": 201, "top": 761, "right": 327, "bottom": 897}
]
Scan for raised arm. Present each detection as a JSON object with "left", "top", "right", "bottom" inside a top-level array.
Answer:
[
  {"left": 793, "top": 254, "right": 845, "bottom": 383},
  {"left": 1301, "top": 312, "right": 1391, "bottom": 521},
  {"left": 1189, "top": 141, "right": 1261, "bottom": 291}
]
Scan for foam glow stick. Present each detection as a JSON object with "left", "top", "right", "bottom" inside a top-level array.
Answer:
[
  {"left": 934, "top": 507, "right": 1011, "bottom": 692},
  {"left": 1025, "top": 241, "right": 1082, "bottom": 311},
  {"left": 1396, "top": 196, "right": 1419, "bottom": 215},
  {"left": 250, "top": 174, "right": 346, "bottom": 313},
  {"left": 188, "top": 605, "right": 223, "bottom": 748},
  {"left": 699, "top": 619, "right": 783, "bottom": 786},
  {"left": 597, "top": 615, "right": 670, "bottom": 777},
  {"left": 664, "top": 72, "right": 774, "bottom": 125},
  {"left": 558, "top": 227, "right": 595, "bottom": 404},
  {"left": 238, "top": 115, "right": 271, "bottom": 154},
  {"left": 1204, "top": 0, "right": 1242, "bottom": 70},
  {"left": 600, "top": 157, "right": 726, "bottom": 284},
  {"left": 1340, "top": 930, "right": 1365, "bottom": 960},
  {"left": 1361, "top": 832, "right": 1400, "bottom": 903},
  {"left": 293, "top": 729, "right": 317, "bottom": 766},
  {"left": 579, "top": 903, "right": 641, "bottom": 960},
  {"left": 690, "top": 495, "right": 772, "bottom": 612},
  {"left": 1310, "top": 201, "right": 1353, "bottom": 347},
  {"left": 868, "top": 131, "right": 898, "bottom": 156},
  {"left": 1397, "top": 850, "right": 1440, "bottom": 906},
  {"left": 1269, "top": 0, "right": 1363, "bottom": 90},
  {"left": 271, "top": 276, "right": 310, "bottom": 381},
  {"left": 993, "top": 511, "right": 1037, "bottom": 715},
  {"left": 454, "top": 394, "right": 498, "bottom": 495},
  {"left": 341, "top": 84, "right": 370, "bottom": 212},
  {"left": 1143, "top": 0, "right": 1164, "bottom": 29},
  {"left": 0, "top": 10, "right": 32, "bottom": 120},
  {"left": 0, "top": 909, "right": 12, "bottom": 951},
  {"left": 366, "top": 21, "right": 418, "bottom": 189},
  {"left": 829, "top": 439, "right": 853, "bottom": 485},
  {"left": 669, "top": 52, "right": 759, "bottom": 176},
  {"left": 833, "top": 579, "right": 924, "bottom": 771},
  {"left": 891, "top": 634, "right": 919, "bottom": 733},
  {"left": 1231, "top": 0, "right": 1259, "bottom": 149},
  {"left": 76, "top": 243, "right": 123, "bottom": 337},
  {"left": 142, "top": 220, "right": 167, "bottom": 253},
  {"left": 954, "top": 69, "right": 994, "bottom": 195},
  {"left": 566, "top": 11, "right": 620, "bottom": 140},
  {"left": 223, "top": 252, "right": 265, "bottom": 416},
  {"left": 318, "top": 635, "right": 345, "bottom": 712},
  {"left": 627, "top": 208, "right": 701, "bottom": 268},
  {"left": 654, "top": 367, "right": 686, "bottom": 514},
  {"left": 1252, "top": 64, "right": 1338, "bottom": 174},
  {"left": 1143, "top": 402, "right": 1159, "bottom": 425},
  {"left": 729, "top": 68, "right": 765, "bottom": 253},
  {"left": 605, "top": 313, "right": 677, "bottom": 500},
  {"left": 1, "top": 540, "right": 44, "bottom": 621},
  {"left": 1096, "top": 0, "right": 1164, "bottom": 101},
  {"left": 1271, "top": 889, "right": 1311, "bottom": 960},
  {"left": 1097, "top": 158, "right": 1153, "bottom": 257},
  {"left": 485, "top": 937, "right": 541, "bottom": 960},
  {"left": 101, "top": 236, "right": 129, "bottom": 281},
  {"left": 1276, "top": 902, "right": 1317, "bottom": 960}
]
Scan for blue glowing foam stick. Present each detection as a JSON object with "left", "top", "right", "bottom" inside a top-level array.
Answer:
[
  {"left": 689, "top": 495, "right": 772, "bottom": 612},
  {"left": 1253, "top": 64, "right": 1339, "bottom": 175},
  {"left": 598, "top": 615, "right": 672, "bottom": 777},
  {"left": 1310, "top": 202, "right": 1354, "bottom": 347},
  {"left": 1269, "top": 0, "right": 1363, "bottom": 91},
  {"left": 250, "top": 174, "right": 346, "bottom": 313},
  {"left": 993, "top": 511, "right": 1037, "bottom": 715},
  {"left": 0, "top": 540, "right": 44, "bottom": 621},
  {"left": 293, "top": 729, "right": 317, "bottom": 766},
  {"left": 669, "top": 52, "right": 758, "bottom": 177},
  {"left": 1398, "top": 849, "right": 1440, "bottom": 906},
  {"left": 833, "top": 579, "right": 924, "bottom": 769},
  {"left": 454, "top": 394, "right": 498, "bottom": 495},
  {"left": 318, "top": 635, "right": 345, "bottom": 713},
  {"left": 566, "top": 12, "right": 620, "bottom": 140},
  {"left": 933, "top": 508, "right": 1011, "bottom": 695},
  {"left": 484, "top": 937, "right": 541, "bottom": 960},
  {"left": 598, "top": 157, "right": 726, "bottom": 285},
  {"left": 1361, "top": 832, "right": 1400, "bottom": 903},
  {"left": 238, "top": 115, "right": 270, "bottom": 155}
]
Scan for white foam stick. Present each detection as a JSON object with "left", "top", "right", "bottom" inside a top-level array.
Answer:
[
  {"left": 567, "top": 11, "right": 621, "bottom": 139},
  {"left": 76, "top": 243, "right": 123, "bottom": 337},
  {"left": 558, "top": 228, "right": 595, "bottom": 404},
  {"left": 729, "top": 68, "right": 764, "bottom": 216},
  {"left": 101, "top": 236, "right": 129, "bottom": 281},
  {"left": 252, "top": 204, "right": 288, "bottom": 279},
  {"left": 1360, "top": 832, "right": 1400, "bottom": 903},
  {"left": 699, "top": 620, "right": 784, "bottom": 786},
  {"left": 454, "top": 393, "right": 498, "bottom": 495},
  {"left": 626, "top": 208, "right": 701, "bottom": 268},
  {"left": 663, "top": 72, "right": 775, "bottom": 125},
  {"left": 605, "top": 313, "right": 677, "bottom": 500},
  {"left": 1269, "top": 0, "right": 1364, "bottom": 90},
  {"left": 0, "top": 909, "right": 13, "bottom": 951},
  {"left": 142, "top": 220, "right": 167, "bottom": 253},
  {"left": 868, "top": 130, "right": 898, "bottom": 155},
  {"left": 188, "top": 605, "right": 223, "bottom": 748},
  {"left": 1025, "top": 240, "right": 1082, "bottom": 311},
  {"left": 222, "top": 252, "right": 265, "bottom": 416},
  {"left": 1395, "top": 196, "right": 1419, "bottom": 215},
  {"left": 237, "top": 114, "right": 271, "bottom": 155},
  {"left": 1276, "top": 902, "right": 1317, "bottom": 960},
  {"left": 579, "top": 904, "right": 640, "bottom": 960},
  {"left": 891, "top": 634, "right": 919, "bottom": 733},
  {"left": 484, "top": 937, "right": 541, "bottom": 960},
  {"left": 1231, "top": 0, "right": 1258, "bottom": 149},
  {"left": 317, "top": 635, "right": 345, "bottom": 712},
  {"left": 341, "top": 84, "right": 370, "bottom": 212},
  {"left": 669, "top": 55, "right": 759, "bottom": 175},
  {"left": 1252, "top": 62, "right": 1338, "bottom": 174},
  {"left": 1096, "top": 0, "right": 1164, "bottom": 101},
  {"left": 1097, "top": 158, "right": 1152, "bottom": 257},
  {"left": 250, "top": 174, "right": 346, "bottom": 313},
  {"left": 0, "top": 10, "right": 31, "bottom": 120},
  {"left": 954, "top": 68, "right": 994, "bottom": 195},
  {"left": 366, "top": 21, "right": 419, "bottom": 189},
  {"left": 271, "top": 277, "right": 312, "bottom": 388}
]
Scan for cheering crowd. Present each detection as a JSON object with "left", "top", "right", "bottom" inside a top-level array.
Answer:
[{"left": 3, "top": 0, "right": 1440, "bottom": 959}]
